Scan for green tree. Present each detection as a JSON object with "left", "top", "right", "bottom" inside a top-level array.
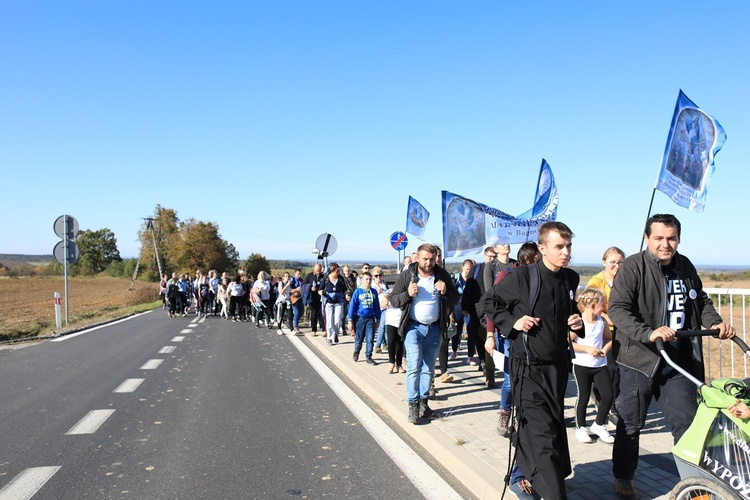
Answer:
[
  {"left": 74, "top": 228, "right": 122, "bottom": 275},
  {"left": 168, "top": 218, "right": 238, "bottom": 273},
  {"left": 137, "top": 205, "right": 179, "bottom": 281},
  {"left": 244, "top": 253, "right": 270, "bottom": 279}
]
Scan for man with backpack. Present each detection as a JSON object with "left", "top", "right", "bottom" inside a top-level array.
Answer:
[
  {"left": 389, "top": 243, "right": 459, "bottom": 424},
  {"left": 484, "top": 222, "right": 584, "bottom": 500}
]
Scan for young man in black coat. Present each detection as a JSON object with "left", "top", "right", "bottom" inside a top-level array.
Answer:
[{"left": 484, "top": 222, "right": 584, "bottom": 500}]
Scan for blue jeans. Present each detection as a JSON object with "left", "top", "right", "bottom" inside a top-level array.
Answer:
[
  {"left": 500, "top": 337, "right": 512, "bottom": 411},
  {"left": 354, "top": 316, "right": 376, "bottom": 358},
  {"left": 375, "top": 310, "right": 387, "bottom": 348},
  {"left": 292, "top": 302, "right": 303, "bottom": 329},
  {"left": 404, "top": 319, "right": 441, "bottom": 403}
]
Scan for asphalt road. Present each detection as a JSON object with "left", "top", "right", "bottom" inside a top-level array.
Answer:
[{"left": 0, "top": 311, "right": 434, "bottom": 499}]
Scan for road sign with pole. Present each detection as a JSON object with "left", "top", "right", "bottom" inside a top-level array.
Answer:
[
  {"left": 53, "top": 215, "right": 79, "bottom": 326},
  {"left": 390, "top": 231, "right": 408, "bottom": 271}
]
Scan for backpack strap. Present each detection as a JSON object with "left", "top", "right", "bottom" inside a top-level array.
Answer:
[{"left": 523, "top": 264, "right": 541, "bottom": 365}]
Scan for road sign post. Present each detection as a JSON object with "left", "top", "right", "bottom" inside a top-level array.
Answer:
[
  {"left": 53, "top": 215, "right": 79, "bottom": 326},
  {"left": 390, "top": 231, "right": 408, "bottom": 272}
]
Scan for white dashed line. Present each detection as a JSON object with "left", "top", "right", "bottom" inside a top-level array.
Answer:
[
  {"left": 113, "top": 378, "right": 145, "bottom": 393},
  {"left": 158, "top": 346, "right": 176, "bottom": 354},
  {"left": 0, "top": 466, "right": 60, "bottom": 500},
  {"left": 180, "top": 329, "right": 192, "bottom": 334},
  {"left": 140, "top": 359, "right": 164, "bottom": 370},
  {"left": 65, "top": 409, "right": 116, "bottom": 435},
  {"left": 171, "top": 336, "right": 185, "bottom": 342}
]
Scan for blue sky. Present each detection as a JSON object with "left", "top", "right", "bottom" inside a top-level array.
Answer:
[{"left": 2, "top": 1, "right": 749, "bottom": 266}]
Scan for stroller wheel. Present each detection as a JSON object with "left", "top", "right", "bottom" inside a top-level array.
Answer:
[{"left": 669, "top": 476, "right": 735, "bottom": 499}]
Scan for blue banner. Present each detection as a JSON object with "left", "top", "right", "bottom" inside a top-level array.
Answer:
[
  {"left": 442, "top": 160, "right": 558, "bottom": 258},
  {"left": 656, "top": 90, "right": 726, "bottom": 213},
  {"left": 405, "top": 196, "right": 429, "bottom": 241}
]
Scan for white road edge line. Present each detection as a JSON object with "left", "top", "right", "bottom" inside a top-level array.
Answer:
[
  {"left": 158, "top": 346, "right": 176, "bottom": 354},
  {"left": 113, "top": 378, "right": 145, "bottom": 393},
  {"left": 171, "top": 336, "right": 185, "bottom": 342},
  {"left": 0, "top": 466, "right": 61, "bottom": 500},
  {"left": 179, "top": 329, "right": 192, "bottom": 334},
  {"left": 51, "top": 311, "right": 152, "bottom": 342},
  {"left": 65, "top": 409, "right": 116, "bottom": 435},
  {"left": 287, "top": 336, "right": 462, "bottom": 500}
]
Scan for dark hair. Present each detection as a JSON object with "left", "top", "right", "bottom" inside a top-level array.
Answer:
[
  {"left": 645, "top": 214, "right": 681, "bottom": 238},
  {"left": 295, "top": 268, "right": 302, "bottom": 273},
  {"left": 361, "top": 271, "right": 372, "bottom": 278},
  {"left": 517, "top": 241, "right": 542, "bottom": 265},
  {"left": 538, "top": 221, "right": 574, "bottom": 244},
  {"left": 417, "top": 243, "right": 437, "bottom": 255}
]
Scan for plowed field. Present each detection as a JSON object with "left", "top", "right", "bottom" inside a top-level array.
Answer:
[{"left": 0, "top": 277, "right": 159, "bottom": 339}]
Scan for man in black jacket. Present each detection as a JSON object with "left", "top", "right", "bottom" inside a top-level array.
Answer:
[
  {"left": 484, "top": 222, "right": 584, "bottom": 500},
  {"left": 609, "top": 214, "right": 735, "bottom": 499},
  {"left": 389, "top": 243, "right": 459, "bottom": 424}
]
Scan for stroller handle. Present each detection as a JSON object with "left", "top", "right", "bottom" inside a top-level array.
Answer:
[
  {"left": 655, "top": 329, "right": 750, "bottom": 355},
  {"left": 655, "top": 329, "right": 750, "bottom": 388}
]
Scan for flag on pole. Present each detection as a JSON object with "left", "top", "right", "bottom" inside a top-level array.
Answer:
[
  {"left": 656, "top": 90, "right": 726, "bottom": 212},
  {"left": 405, "top": 196, "right": 429, "bottom": 241},
  {"left": 442, "top": 160, "right": 558, "bottom": 257}
]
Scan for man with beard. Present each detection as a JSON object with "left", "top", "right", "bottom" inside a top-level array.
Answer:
[{"left": 389, "top": 243, "right": 459, "bottom": 424}]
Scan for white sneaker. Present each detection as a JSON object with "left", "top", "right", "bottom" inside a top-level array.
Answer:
[
  {"left": 590, "top": 423, "right": 615, "bottom": 444},
  {"left": 575, "top": 427, "right": 593, "bottom": 443},
  {"left": 276, "top": 329, "right": 283, "bottom": 335}
]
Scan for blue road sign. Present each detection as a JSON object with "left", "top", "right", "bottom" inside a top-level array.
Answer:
[{"left": 390, "top": 231, "right": 408, "bottom": 251}]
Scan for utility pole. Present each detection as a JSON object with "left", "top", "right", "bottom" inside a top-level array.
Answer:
[{"left": 130, "top": 217, "right": 163, "bottom": 289}]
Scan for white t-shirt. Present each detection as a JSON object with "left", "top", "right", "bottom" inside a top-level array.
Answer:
[
  {"left": 410, "top": 275, "right": 440, "bottom": 325},
  {"left": 572, "top": 317, "right": 607, "bottom": 368}
]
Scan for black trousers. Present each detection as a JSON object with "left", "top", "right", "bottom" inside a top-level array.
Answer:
[
  {"left": 613, "top": 366, "right": 698, "bottom": 480},
  {"left": 438, "top": 332, "right": 461, "bottom": 373},
  {"left": 573, "top": 364, "right": 613, "bottom": 427},
  {"left": 309, "top": 301, "right": 323, "bottom": 332},
  {"left": 387, "top": 325, "right": 405, "bottom": 366},
  {"left": 513, "top": 358, "right": 571, "bottom": 500}
]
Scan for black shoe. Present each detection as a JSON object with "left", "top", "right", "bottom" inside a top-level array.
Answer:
[
  {"left": 366, "top": 358, "right": 376, "bottom": 366},
  {"left": 334, "top": 336, "right": 339, "bottom": 344},
  {"left": 353, "top": 351, "right": 360, "bottom": 362},
  {"left": 408, "top": 402, "right": 420, "bottom": 424},
  {"left": 428, "top": 385, "right": 437, "bottom": 401},
  {"left": 419, "top": 398, "right": 435, "bottom": 419}
]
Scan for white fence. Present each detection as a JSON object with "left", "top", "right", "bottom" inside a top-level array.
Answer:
[{"left": 704, "top": 287, "right": 750, "bottom": 380}]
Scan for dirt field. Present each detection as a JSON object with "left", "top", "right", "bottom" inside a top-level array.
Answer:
[{"left": 0, "top": 277, "right": 159, "bottom": 339}]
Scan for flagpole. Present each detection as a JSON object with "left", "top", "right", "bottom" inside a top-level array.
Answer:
[{"left": 639, "top": 187, "right": 657, "bottom": 252}]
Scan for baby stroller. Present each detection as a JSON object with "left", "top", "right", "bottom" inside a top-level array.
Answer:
[{"left": 661, "top": 330, "right": 750, "bottom": 499}]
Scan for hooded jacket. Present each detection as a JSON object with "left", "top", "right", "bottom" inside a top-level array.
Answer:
[
  {"left": 389, "top": 262, "right": 459, "bottom": 339},
  {"left": 609, "top": 250, "right": 722, "bottom": 380}
]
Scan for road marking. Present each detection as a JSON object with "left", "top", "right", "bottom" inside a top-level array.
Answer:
[
  {"left": 113, "top": 378, "right": 145, "bottom": 393},
  {"left": 140, "top": 359, "right": 163, "bottom": 370},
  {"left": 158, "top": 346, "right": 176, "bottom": 354},
  {"left": 0, "top": 466, "right": 60, "bottom": 500},
  {"left": 65, "top": 409, "right": 115, "bottom": 435},
  {"left": 179, "top": 329, "right": 192, "bottom": 334},
  {"left": 51, "top": 311, "right": 152, "bottom": 342},
  {"left": 287, "top": 336, "right": 462, "bottom": 500},
  {"left": 171, "top": 336, "right": 185, "bottom": 342}
]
